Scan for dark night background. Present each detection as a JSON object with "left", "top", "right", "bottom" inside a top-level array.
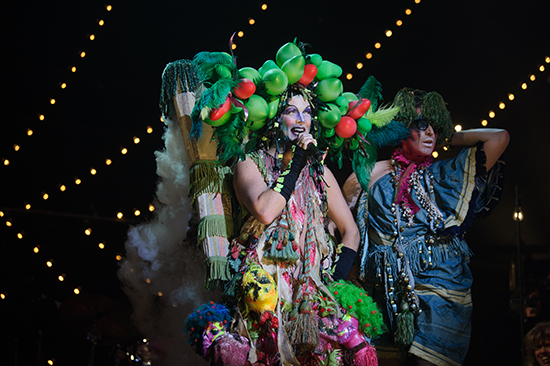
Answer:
[{"left": 1, "top": 1, "right": 549, "bottom": 365}]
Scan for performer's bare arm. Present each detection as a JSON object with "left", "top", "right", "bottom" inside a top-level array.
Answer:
[
  {"left": 324, "top": 167, "right": 360, "bottom": 252},
  {"left": 451, "top": 128, "right": 509, "bottom": 170}
]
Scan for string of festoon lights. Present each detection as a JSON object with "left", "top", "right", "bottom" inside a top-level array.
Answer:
[{"left": 344, "top": 0, "right": 423, "bottom": 82}]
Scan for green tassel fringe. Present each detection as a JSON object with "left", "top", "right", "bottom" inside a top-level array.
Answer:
[
  {"left": 394, "top": 309, "right": 415, "bottom": 346},
  {"left": 204, "top": 255, "right": 231, "bottom": 290},
  {"left": 263, "top": 226, "right": 299, "bottom": 264},
  {"left": 190, "top": 162, "right": 232, "bottom": 202},
  {"left": 198, "top": 214, "right": 235, "bottom": 244}
]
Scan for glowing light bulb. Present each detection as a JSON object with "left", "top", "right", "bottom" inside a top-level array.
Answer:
[
  {"left": 415, "top": 0, "right": 421, "bottom": 3},
  {"left": 105, "top": 158, "right": 112, "bottom": 165},
  {"left": 50, "top": 99, "right": 56, "bottom": 105},
  {"left": 454, "top": 125, "right": 462, "bottom": 132},
  {"left": 39, "top": 114, "right": 45, "bottom": 120},
  {"left": 98, "top": 242, "right": 105, "bottom": 249},
  {"left": 396, "top": 20, "right": 403, "bottom": 26},
  {"left": 85, "top": 228, "right": 92, "bottom": 236},
  {"left": 134, "top": 209, "right": 141, "bottom": 216},
  {"left": 61, "top": 83, "right": 67, "bottom": 89},
  {"left": 25, "top": 204, "right": 31, "bottom": 210},
  {"left": 121, "top": 147, "right": 128, "bottom": 154},
  {"left": 71, "top": 66, "right": 77, "bottom": 73},
  {"left": 27, "top": 129, "right": 33, "bottom": 136},
  {"left": 405, "top": 8, "right": 412, "bottom": 15},
  {"left": 356, "top": 62, "right": 363, "bottom": 69},
  {"left": 545, "top": 56, "right": 550, "bottom": 63},
  {"left": 385, "top": 30, "right": 393, "bottom": 37},
  {"left": 160, "top": 116, "right": 164, "bottom": 122},
  {"left": 80, "top": 51, "right": 86, "bottom": 58},
  {"left": 231, "top": 43, "right": 237, "bottom": 50},
  {"left": 89, "top": 34, "right": 95, "bottom": 41},
  {"left": 366, "top": 53, "right": 373, "bottom": 60},
  {"left": 149, "top": 204, "right": 155, "bottom": 212},
  {"left": 432, "top": 151, "right": 439, "bottom": 158},
  {"left": 60, "top": 185, "right": 66, "bottom": 192},
  {"left": 238, "top": 31, "right": 244, "bottom": 37},
  {"left": 90, "top": 168, "right": 97, "bottom": 175},
  {"left": 261, "top": 4, "right": 267, "bottom": 10},
  {"left": 47, "top": 261, "right": 53, "bottom": 267},
  {"left": 34, "top": 246, "right": 40, "bottom": 253},
  {"left": 521, "top": 83, "right": 527, "bottom": 90},
  {"left": 117, "top": 212, "right": 123, "bottom": 219},
  {"left": 106, "top": 5, "right": 112, "bottom": 11},
  {"left": 99, "top": 19, "right": 104, "bottom": 26},
  {"left": 43, "top": 193, "right": 49, "bottom": 200},
  {"left": 499, "top": 102, "right": 506, "bottom": 109},
  {"left": 489, "top": 110, "right": 495, "bottom": 118},
  {"left": 133, "top": 137, "right": 140, "bottom": 144},
  {"left": 116, "top": 254, "right": 122, "bottom": 261},
  {"left": 145, "top": 278, "right": 151, "bottom": 283},
  {"left": 75, "top": 178, "right": 82, "bottom": 185},
  {"left": 58, "top": 275, "right": 65, "bottom": 282},
  {"left": 147, "top": 126, "right": 153, "bottom": 134},
  {"left": 6, "top": 221, "right": 12, "bottom": 227},
  {"left": 346, "top": 73, "right": 353, "bottom": 80},
  {"left": 374, "top": 42, "right": 381, "bottom": 49},
  {"left": 539, "top": 65, "right": 545, "bottom": 72},
  {"left": 1, "top": 293, "right": 5, "bottom": 300},
  {"left": 481, "top": 120, "right": 488, "bottom": 126},
  {"left": 17, "top": 233, "right": 23, "bottom": 239},
  {"left": 530, "top": 74, "right": 536, "bottom": 81},
  {"left": 248, "top": 18, "right": 255, "bottom": 25},
  {"left": 14, "top": 144, "right": 20, "bottom": 151},
  {"left": 0, "top": 211, "right": 3, "bottom": 217},
  {"left": 74, "top": 288, "right": 80, "bottom": 295},
  {"left": 158, "top": 292, "right": 163, "bottom": 297},
  {"left": 508, "top": 93, "right": 515, "bottom": 101},
  {"left": 3, "top": 159, "right": 10, "bottom": 166}
]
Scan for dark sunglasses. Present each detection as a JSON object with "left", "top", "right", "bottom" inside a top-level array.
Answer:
[{"left": 412, "top": 118, "right": 429, "bottom": 131}]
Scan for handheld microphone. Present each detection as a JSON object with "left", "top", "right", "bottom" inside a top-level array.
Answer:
[{"left": 306, "top": 142, "right": 325, "bottom": 162}]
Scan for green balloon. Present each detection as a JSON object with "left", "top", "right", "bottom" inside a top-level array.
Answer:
[
  {"left": 263, "top": 68, "right": 288, "bottom": 96},
  {"left": 342, "top": 92, "right": 359, "bottom": 102},
  {"left": 322, "top": 127, "right": 336, "bottom": 138},
  {"left": 267, "top": 98, "right": 279, "bottom": 119},
  {"left": 239, "top": 67, "right": 261, "bottom": 84},
  {"left": 245, "top": 95, "right": 269, "bottom": 127},
  {"left": 335, "top": 96, "right": 350, "bottom": 116},
  {"left": 276, "top": 42, "right": 302, "bottom": 68},
  {"left": 316, "top": 60, "right": 343, "bottom": 80},
  {"left": 259, "top": 60, "right": 280, "bottom": 77},
  {"left": 357, "top": 117, "right": 373, "bottom": 134},
  {"left": 315, "top": 78, "right": 343, "bottom": 102},
  {"left": 306, "top": 53, "right": 323, "bottom": 67},
  {"left": 230, "top": 98, "right": 243, "bottom": 114},
  {"left": 318, "top": 103, "right": 341, "bottom": 128},
  {"left": 282, "top": 55, "right": 305, "bottom": 84}
]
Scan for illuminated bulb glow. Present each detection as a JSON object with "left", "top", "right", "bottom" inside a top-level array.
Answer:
[
  {"left": 521, "top": 83, "right": 527, "bottom": 90},
  {"left": 105, "top": 158, "right": 112, "bottom": 165},
  {"left": 116, "top": 255, "right": 122, "bottom": 261},
  {"left": 249, "top": 18, "right": 255, "bottom": 25},
  {"left": 121, "top": 147, "right": 128, "bottom": 154},
  {"left": 546, "top": 56, "right": 550, "bottom": 63},
  {"left": 50, "top": 99, "right": 56, "bottom": 105},
  {"left": 90, "top": 168, "right": 97, "bottom": 175},
  {"left": 356, "top": 62, "right": 363, "bottom": 69},
  {"left": 61, "top": 83, "right": 67, "bottom": 89},
  {"left": 106, "top": 5, "right": 112, "bottom": 11},
  {"left": 80, "top": 51, "right": 86, "bottom": 58},
  {"left": 539, "top": 65, "right": 545, "bottom": 72},
  {"left": 99, "top": 20, "right": 104, "bottom": 26},
  {"left": 0, "top": 211, "right": 3, "bottom": 217},
  {"left": 374, "top": 42, "right": 381, "bottom": 49},
  {"left": 117, "top": 212, "right": 123, "bottom": 219},
  {"left": 261, "top": 4, "right": 267, "bottom": 10},
  {"left": 238, "top": 31, "right": 244, "bottom": 37},
  {"left": 481, "top": 120, "right": 488, "bottom": 126},
  {"left": 488, "top": 110, "right": 495, "bottom": 118},
  {"left": 231, "top": 43, "right": 237, "bottom": 50},
  {"left": 149, "top": 204, "right": 155, "bottom": 212},
  {"left": 89, "top": 34, "right": 95, "bottom": 41},
  {"left": 499, "top": 102, "right": 505, "bottom": 109},
  {"left": 14, "top": 144, "right": 20, "bottom": 151},
  {"left": 43, "top": 193, "right": 49, "bottom": 200},
  {"left": 405, "top": 8, "right": 412, "bottom": 15},
  {"left": 508, "top": 93, "right": 515, "bottom": 100},
  {"left": 158, "top": 292, "right": 163, "bottom": 296},
  {"left": 34, "top": 247, "right": 40, "bottom": 253},
  {"left": 346, "top": 73, "right": 353, "bottom": 80},
  {"left": 454, "top": 125, "right": 462, "bottom": 132},
  {"left": 58, "top": 275, "right": 65, "bottom": 282},
  {"left": 17, "top": 233, "right": 23, "bottom": 239},
  {"left": 432, "top": 151, "right": 439, "bottom": 158},
  {"left": 27, "top": 129, "right": 33, "bottom": 136},
  {"left": 71, "top": 66, "right": 77, "bottom": 73},
  {"left": 146, "top": 126, "right": 153, "bottom": 134},
  {"left": 98, "top": 243, "right": 105, "bottom": 249},
  {"left": 39, "top": 114, "right": 45, "bottom": 120},
  {"left": 134, "top": 210, "right": 141, "bottom": 216},
  {"left": 365, "top": 53, "right": 373, "bottom": 59},
  {"left": 145, "top": 278, "right": 151, "bottom": 284},
  {"left": 133, "top": 137, "right": 140, "bottom": 144},
  {"left": 1, "top": 294, "right": 5, "bottom": 300},
  {"left": 25, "top": 204, "right": 31, "bottom": 210},
  {"left": 6, "top": 221, "right": 12, "bottom": 227},
  {"left": 60, "top": 185, "right": 66, "bottom": 192},
  {"left": 160, "top": 116, "right": 164, "bottom": 122},
  {"left": 3, "top": 159, "right": 9, "bottom": 166},
  {"left": 415, "top": 0, "right": 421, "bottom": 3},
  {"left": 74, "top": 288, "right": 80, "bottom": 295},
  {"left": 396, "top": 20, "right": 403, "bottom": 26},
  {"left": 530, "top": 74, "right": 536, "bottom": 81},
  {"left": 47, "top": 261, "right": 53, "bottom": 267},
  {"left": 85, "top": 228, "right": 92, "bottom": 236},
  {"left": 385, "top": 30, "right": 393, "bottom": 37},
  {"left": 75, "top": 178, "right": 82, "bottom": 185}
]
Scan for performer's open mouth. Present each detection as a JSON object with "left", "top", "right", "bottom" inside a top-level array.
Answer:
[{"left": 290, "top": 126, "right": 305, "bottom": 137}]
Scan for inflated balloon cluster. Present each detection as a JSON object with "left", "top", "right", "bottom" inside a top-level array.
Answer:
[{"left": 190, "top": 40, "right": 398, "bottom": 166}]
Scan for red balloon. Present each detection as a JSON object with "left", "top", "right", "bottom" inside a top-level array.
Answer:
[
  {"left": 233, "top": 78, "right": 256, "bottom": 100},
  {"left": 335, "top": 116, "right": 357, "bottom": 138},
  {"left": 298, "top": 64, "right": 317, "bottom": 86},
  {"left": 347, "top": 99, "right": 371, "bottom": 120},
  {"left": 210, "top": 97, "right": 231, "bottom": 121}
]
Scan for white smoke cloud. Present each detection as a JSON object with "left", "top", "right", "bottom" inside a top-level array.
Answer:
[{"left": 118, "top": 116, "right": 219, "bottom": 365}]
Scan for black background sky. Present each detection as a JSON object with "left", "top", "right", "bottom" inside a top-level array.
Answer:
[{"left": 1, "top": 1, "right": 550, "bottom": 365}]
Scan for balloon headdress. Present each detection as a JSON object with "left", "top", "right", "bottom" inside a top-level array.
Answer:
[
  {"left": 392, "top": 87, "right": 454, "bottom": 146},
  {"left": 184, "top": 39, "right": 408, "bottom": 178}
]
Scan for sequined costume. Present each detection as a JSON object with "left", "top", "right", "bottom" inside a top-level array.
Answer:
[{"left": 358, "top": 144, "right": 505, "bottom": 366}]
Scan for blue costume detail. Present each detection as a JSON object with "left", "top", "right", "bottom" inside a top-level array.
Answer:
[{"left": 358, "top": 144, "right": 505, "bottom": 366}]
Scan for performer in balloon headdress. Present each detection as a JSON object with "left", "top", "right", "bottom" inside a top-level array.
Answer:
[
  {"left": 343, "top": 88, "right": 509, "bottom": 366},
  {"left": 158, "top": 39, "right": 405, "bottom": 365}
]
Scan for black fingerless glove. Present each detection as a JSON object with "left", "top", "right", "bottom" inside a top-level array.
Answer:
[
  {"left": 271, "top": 145, "right": 308, "bottom": 202},
  {"left": 332, "top": 247, "right": 357, "bottom": 281}
]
